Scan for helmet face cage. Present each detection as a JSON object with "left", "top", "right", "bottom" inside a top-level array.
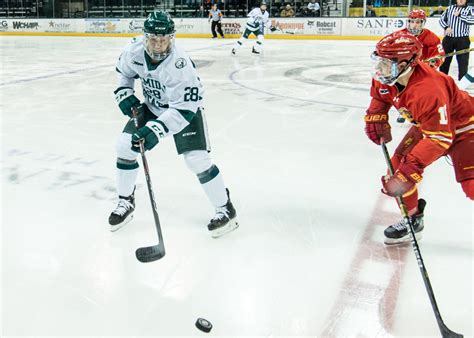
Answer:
[
  {"left": 144, "top": 32, "right": 175, "bottom": 62},
  {"left": 407, "top": 10, "right": 426, "bottom": 35},
  {"left": 407, "top": 18, "right": 425, "bottom": 35}
]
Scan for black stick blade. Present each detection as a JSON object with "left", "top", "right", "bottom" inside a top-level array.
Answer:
[
  {"left": 135, "top": 245, "right": 165, "bottom": 263},
  {"left": 441, "top": 326, "right": 463, "bottom": 338}
]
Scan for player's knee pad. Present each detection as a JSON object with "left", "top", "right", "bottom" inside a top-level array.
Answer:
[
  {"left": 461, "top": 179, "right": 474, "bottom": 200},
  {"left": 116, "top": 133, "right": 138, "bottom": 161},
  {"left": 183, "top": 150, "right": 212, "bottom": 175},
  {"left": 257, "top": 34, "right": 264, "bottom": 43}
]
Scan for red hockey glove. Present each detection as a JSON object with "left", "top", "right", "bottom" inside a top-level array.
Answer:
[
  {"left": 381, "top": 162, "right": 423, "bottom": 197},
  {"left": 365, "top": 112, "right": 392, "bottom": 145}
]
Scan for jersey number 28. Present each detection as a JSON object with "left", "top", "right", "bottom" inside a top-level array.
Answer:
[{"left": 184, "top": 87, "right": 199, "bottom": 102}]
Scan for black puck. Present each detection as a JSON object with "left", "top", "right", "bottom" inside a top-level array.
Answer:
[{"left": 195, "top": 317, "right": 212, "bottom": 333}]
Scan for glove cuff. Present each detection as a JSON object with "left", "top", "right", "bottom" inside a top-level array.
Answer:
[
  {"left": 364, "top": 112, "right": 389, "bottom": 123},
  {"left": 115, "top": 87, "right": 135, "bottom": 104},
  {"left": 398, "top": 162, "right": 423, "bottom": 184},
  {"left": 146, "top": 119, "right": 169, "bottom": 140}
]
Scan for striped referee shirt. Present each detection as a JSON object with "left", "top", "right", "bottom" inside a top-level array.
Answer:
[{"left": 439, "top": 4, "right": 474, "bottom": 37}]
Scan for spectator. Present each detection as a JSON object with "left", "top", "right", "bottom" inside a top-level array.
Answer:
[
  {"left": 306, "top": 0, "right": 320, "bottom": 17},
  {"left": 439, "top": 0, "right": 474, "bottom": 80},
  {"left": 366, "top": 5, "right": 377, "bottom": 17},
  {"left": 280, "top": 4, "right": 295, "bottom": 17},
  {"left": 195, "top": 5, "right": 205, "bottom": 18},
  {"left": 430, "top": 5, "right": 444, "bottom": 17}
]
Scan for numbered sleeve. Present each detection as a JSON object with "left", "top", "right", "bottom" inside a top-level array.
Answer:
[
  {"left": 115, "top": 50, "right": 139, "bottom": 89},
  {"left": 157, "top": 64, "right": 203, "bottom": 135},
  {"left": 404, "top": 95, "right": 451, "bottom": 172},
  {"left": 423, "top": 32, "right": 445, "bottom": 68}
]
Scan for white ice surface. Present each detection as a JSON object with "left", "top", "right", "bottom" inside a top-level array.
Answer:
[{"left": 0, "top": 36, "right": 472, "bottom": 337}]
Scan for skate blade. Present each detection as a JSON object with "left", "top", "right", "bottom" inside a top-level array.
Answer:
[
  {"left": 211, "top": 219, "right": 239, "bottom": 238},
  {"left": 384, "top": 231, "right": 422, "bottom": 245},
  {"left": 110, "top": 214, "right": 133, "bottom": 232}
]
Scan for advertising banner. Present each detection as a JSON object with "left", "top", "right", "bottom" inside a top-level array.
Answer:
[
  {"left": 221, "top": 19, "right": 245, "bottom": 36},
  {"left": 44, "top": 19, "right": 75, "bottom": 33},
  {"left": 342, "top": 17, "right": 405, "bottom": 36},
  {"left": 85, "top": 18, "right": 121, "bottom": 34},
  {"left": 303, "top": 18, "right": 341, "bottom": 35},
  {"left": 0, "top": 19, "right": 8, "bottom": 31},
  {"left": 10, "top": 20, "right": 41, "bottom": 31}
]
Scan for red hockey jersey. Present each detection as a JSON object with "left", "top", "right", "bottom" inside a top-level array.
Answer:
[
  {"left": 368, "top": 61, "right": 474, "bottom": 171},
  {"left": 400, "top": 28, "right": 445, "bottom": 68}
]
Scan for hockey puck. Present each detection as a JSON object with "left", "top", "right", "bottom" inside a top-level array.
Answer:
[{"left": 195, "top": 317, "right": 212, "bottom": 333}]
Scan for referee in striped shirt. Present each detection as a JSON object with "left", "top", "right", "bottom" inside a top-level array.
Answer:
[{"left": 439, "top": 0, "right": 474, "bottom": 80}]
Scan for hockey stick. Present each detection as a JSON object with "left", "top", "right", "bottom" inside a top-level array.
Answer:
[
  {"left": 275, "top": 27, "right": 298, "bottom": 35},
  {"left": 425, "top": 47, "right": 474, "bottom": 62},
  {"left": 380, "top": 141, "right": 462, "bottom": 338},
  {"left": 132, "top": 107, "right": 166, "bottom": 263}
]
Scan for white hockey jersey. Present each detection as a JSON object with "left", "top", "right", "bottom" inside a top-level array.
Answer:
[
  {"left": 116, "top": 36, "right": 203, "bottom": 135},
  {"left": 246, "top": 8, "right": 271, "bottom": 31}
]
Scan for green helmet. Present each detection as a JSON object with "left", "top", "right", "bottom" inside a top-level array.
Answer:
[{"left": 143, "top": 11, "right": 175, "bottom": 35}]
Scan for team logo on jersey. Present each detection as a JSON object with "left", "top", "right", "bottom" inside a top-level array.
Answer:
[
  {"left": 379, "top": 88, "right": 389, "bottom": 95},
  {"left": 175, "top": 58, "right": 187, "bottom": 69},
  {"left": 132, "top": 60, "right": 143, "bottom": 66},
  {"left": 398, "top": 107, "right": 417, "bottom": 125}
]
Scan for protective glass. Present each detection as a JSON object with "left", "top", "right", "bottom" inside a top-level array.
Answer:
[{"left": 370, "top": 52, "right": 400, "bottom": 85}]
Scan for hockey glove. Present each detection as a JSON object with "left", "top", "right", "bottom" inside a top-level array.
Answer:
[
  {"left": 381, "top": 162, "right": 422, "bottom": 197},
  {"left": 269, "top": 26, "right": 278, "bottom": 32},
  {"left": 131, "top": 120, "right": 168, "bottom": 152},
  {"left": 364, "top": 111, "right": 392, "bottom": 145},
  {"left": 115, "top": 87, "right": 140, "bottom": 117}
]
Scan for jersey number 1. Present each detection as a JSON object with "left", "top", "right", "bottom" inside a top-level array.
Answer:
[{"left": 438, "top": 105, "right": 448, "bottom": 125}]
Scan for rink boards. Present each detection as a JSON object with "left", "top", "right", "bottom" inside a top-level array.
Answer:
[{"left": 1, "top": 17, "right": 473, "bottom": 40}]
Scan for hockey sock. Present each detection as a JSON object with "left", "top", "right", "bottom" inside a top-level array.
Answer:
[
  {"left": 116, "top": 158, "right": 139, "bottom": 197},
  {"left": 398, "top": 187, "right": 419, "bottom": 215},
  {"left": 198, "top": 165, "right": 228, "bottom": 208},
  {"left": 459, "top": 70, "right": 474, "bottom": 90}
]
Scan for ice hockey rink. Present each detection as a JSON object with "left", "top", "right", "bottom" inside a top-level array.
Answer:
[{"left": 1, "top": 35, "right": 473, "bottom": 337}]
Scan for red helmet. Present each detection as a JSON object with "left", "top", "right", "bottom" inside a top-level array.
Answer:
[
  {"left": 408, "top": 9, "right": 426, "bottom": 20},
  {"left": 375, "top": 30, "right": 422, "bottom": 67}
]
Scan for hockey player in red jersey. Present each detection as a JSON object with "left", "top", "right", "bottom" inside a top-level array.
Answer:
[
  {"left": 396, "top": 9, "right": 444, "bottom": 123},
  {"left": 365, "top": 31, "right": 474, "bottom": 244},
  {"left": 402, "top": 9, "right": 445, "bottom": 69}
]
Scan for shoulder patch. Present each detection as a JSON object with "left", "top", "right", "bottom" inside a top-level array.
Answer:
[
  {"left": 132, "top": 60, "right": 143, "bottom": 66},
  {"left": 175, "top": 58, "right": 187, "bottom": 69}
]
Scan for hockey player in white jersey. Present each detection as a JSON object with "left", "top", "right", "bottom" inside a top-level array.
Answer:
[
  {"left": 232, "top": 2, "right": 277, "bottom": 55},
  {"left": 109, "top": 11, "right": 238, "bottom": 238}
]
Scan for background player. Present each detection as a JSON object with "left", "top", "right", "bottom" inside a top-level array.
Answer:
[
  {"left": 231, "top": 1, "right": 277, "bottom": 55},
  {"left": 109, "top": 11, "right": 238, "bottom": 238},
  {"left": 365, "top": 31, "right": 474, "bottom": 244},
  {"left": 397, "top": 9, "right": 445, "bottom": 123}
]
